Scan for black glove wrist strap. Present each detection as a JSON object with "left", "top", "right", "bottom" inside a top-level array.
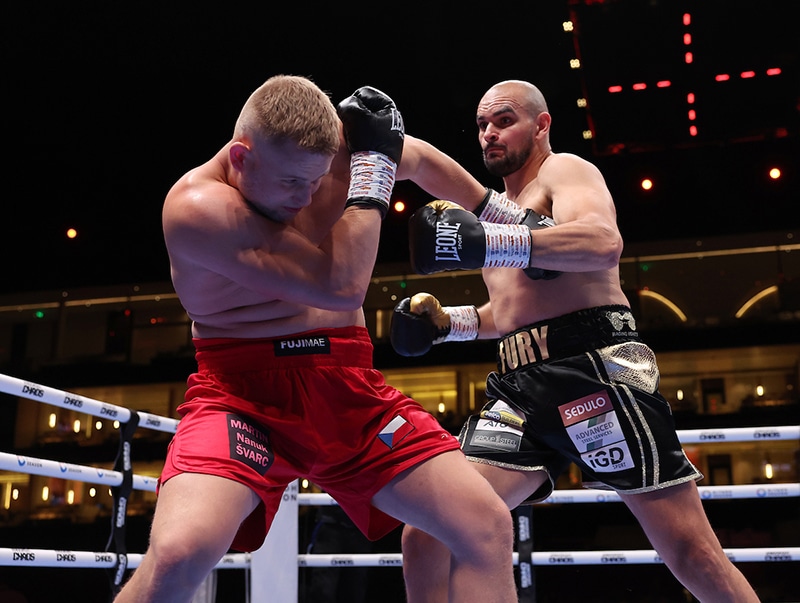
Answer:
[{"left": 344, "top": 197, "right": 388, "bottom": 219}]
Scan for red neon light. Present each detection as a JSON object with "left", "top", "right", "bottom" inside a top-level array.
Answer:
[
  {"left": 740, "top": 71, "right": 756, "bottom": 79},
  {"left": 766, "top": 67, "right": 782, "bottom": 76},
  {"left": 688, "top": 109, "right": 696, "bottom": 120},
  {"left": 632, "top": 83, "right": 647, "bottom": 91},
  {"left": 656, "top": 80, "right": 671, "bottom": 88},
  {"left": 689, "top": 125, "right": 698, "bottom": 137},
  {"left": 683, "top": 33, "right": 692, "bottom": 45},
  {"left": 715, "top": 74, "right": 731, "bottom": 82},
  {"left": 683, "top": 13, "right": 691, "bottom": 26},
  {"left": 687, "top": 92, "right": 695, "bottom": 103},
  {"left": 608, "top": 85, "right": 623, "bottom": 93},
  {"left": 685, "top": 51, "right": 693, "bottom": 64}
]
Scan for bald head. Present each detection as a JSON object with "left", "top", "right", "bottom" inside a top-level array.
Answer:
[{"left": 480, "top": 80, "right": 549, "bottom": 119}]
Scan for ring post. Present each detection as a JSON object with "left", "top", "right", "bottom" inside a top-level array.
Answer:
[
  {"left": 250, "top": 480, "right": 299, "bottom": 603},
  {"left": 516, "top": 505, "right": 535, "bottom": 602},
  {"left": 106, "top": 411, "right": 139, "bottom": 601}
]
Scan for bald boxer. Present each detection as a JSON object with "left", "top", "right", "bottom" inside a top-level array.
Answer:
[{"left": 395, "top": 80, "right": 760, "bottom": 602}]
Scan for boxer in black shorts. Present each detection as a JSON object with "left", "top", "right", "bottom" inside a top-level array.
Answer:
[
  {"left": 391, "top": 80, "right": 759, "bottom": 602},
  {"left": 458, "top": 305, "right": 701, "bottom": 503}
]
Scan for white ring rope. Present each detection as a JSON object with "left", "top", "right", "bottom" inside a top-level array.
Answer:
[
  {"left": 299, "top": 483, "right": 800, "bottom": 506},
  {"left": 2, "top": 372, "right": 797, "bottom": 442},
  {"left": 2, "top": 547, "right": 798, "bottom": 569},
  {"left": 0, "top": 451, "right": 158, "bottom": 491},
  {"left": 0, "top": 372, "right": 179, "bottom": 434},
  {"left": 1, "top": 371, "right": 798, "bottom": 573},
  {"left": 299, "top": 548, "right": 800, "bottom": 566},
  {"left": 0, "top": 550, "right": 248, "bottom": 570},
  {"left": 3, "top": 454, "right": 798, "bottom": 502},
  {"left": 675, "top": 425, "right": 800, "bottom": 443}
]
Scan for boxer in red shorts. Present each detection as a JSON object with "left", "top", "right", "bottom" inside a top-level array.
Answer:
[
  {"left": 114, "top": 76, "right": 518, "bottom": 603},
  {"left": 161, "top": 327, "right": 461, "bottom": 551}
]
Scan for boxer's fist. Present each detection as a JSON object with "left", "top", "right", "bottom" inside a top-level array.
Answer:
[
  {"left": 409, "top": 201, "right": 532, "bottom": 274},
  {"left": 337, "top": 86, "right": 404, "bottom": 164},
  {"left": 520, "top": 210, "right": 562, "bottom": 281},
  {"left": 390, "top": 293, "right": 479, "bottom": 357},
  {"left": 409, "top": 201, "right": 487, "bottom": 274},
  {"left": 390, "top": 294, "right": 447, "bottom": 357},
  {"left": 338, "top": 86, "right": 404, "bottom": 218}
]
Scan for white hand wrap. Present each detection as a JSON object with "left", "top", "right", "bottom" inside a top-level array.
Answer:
[
  {"left": 478, "top": 189, "right": 526, "bottom": 224},
  {"left": 346, "top": 151, "right": 397, "bottom": 213},
  {"left": 482, "top": 223, "right": 532, "bottom": 268},
  {"left": 438, "top": 305, "right": 480, "bottom": 343}
]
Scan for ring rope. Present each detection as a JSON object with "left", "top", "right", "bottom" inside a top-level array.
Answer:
[
  {"left": 3, "top": 372, "right": 798, "bottom": 442},
  {"left": 0, "top": 372, "right": 178, "bottom": 434},
  {"left": 2, "top": 547, "right": 798, "bottom": 569},
  {"left": 0, "top": 550, "right": 247, "bottom": 569},
  {"left": 2, "top": 452, "right": 797, "bottom": 502},
  {"left": 0, "top": 451, "right": 158, "bottom": 491},
  {"left": 298, "top": 483, "right": 800, "bottom": 505},
  {"left": 675, "top": 425, "right": 799, "bottom": 443}
]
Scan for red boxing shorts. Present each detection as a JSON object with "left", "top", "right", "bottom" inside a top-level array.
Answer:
[{"left": 159, "top": 326, "right": 460, "bottom": 552}]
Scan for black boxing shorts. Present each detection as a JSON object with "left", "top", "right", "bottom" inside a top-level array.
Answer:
[{"left": 458, "top": 305, "right": 702, "bottom": 503}]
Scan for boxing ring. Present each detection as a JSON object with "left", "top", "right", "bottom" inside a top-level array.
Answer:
[{"left": 1, "top": 372, "right": 798, "bottom": 602}]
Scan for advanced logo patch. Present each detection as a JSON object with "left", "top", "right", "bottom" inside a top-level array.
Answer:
[
  {"left": 227, "top": 413, "right": 273, "bottom": 475},
  {"left": 378, "top": 414, "right": 415, "bottom": 450},
  {"left": 559, "top": 391, "right": 634, "bottom": 473}
]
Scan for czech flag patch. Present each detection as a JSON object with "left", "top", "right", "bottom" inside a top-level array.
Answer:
[{"left": 378, "top": 414, "right": 415, "bottom": 449}]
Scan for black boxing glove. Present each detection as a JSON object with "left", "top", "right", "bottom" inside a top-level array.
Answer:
[
  {"left": 474, "top": 188, "right": 561, "bottom": 281},
  {"left": 409, "top": 200, "right": 532, "bottom": 274},
  {"left": 337, "top": 86, "right": 405, "bottom": 218},
  {"left": 337, "top": 86, "right": 404, "bottom": 163},
  {"left": 520, "top": 211, "right": 562, "bottom": 281},
  {"left": 390, "top": 293, "right": 479, "bottom": 357}
]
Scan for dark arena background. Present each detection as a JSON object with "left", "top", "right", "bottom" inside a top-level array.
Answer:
[{"left": 1, "top": 1, "right": 798, "bottom": 602}]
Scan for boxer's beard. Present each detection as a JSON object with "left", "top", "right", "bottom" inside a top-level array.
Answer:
[{"left": 483, "top": 142, "right": 532, "bottom": 177}]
